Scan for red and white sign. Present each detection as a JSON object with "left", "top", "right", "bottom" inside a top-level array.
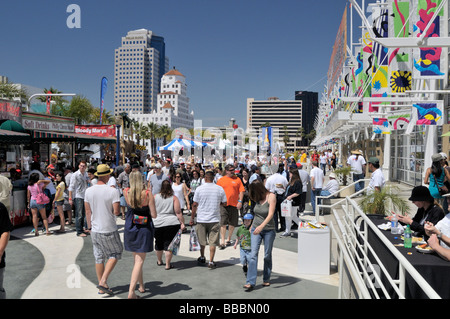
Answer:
[{"left": 75, "top": 125, "right": 116, "bottom": 137}]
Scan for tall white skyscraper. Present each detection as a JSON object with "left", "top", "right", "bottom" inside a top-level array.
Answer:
[{"left": 114, "top": 29, "right": 169, "bottom": 115}]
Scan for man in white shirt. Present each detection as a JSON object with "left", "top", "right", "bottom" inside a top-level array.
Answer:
[
  {"left": 320, "top": 172, "right": 340, "bottom": 199},
  {"left": 265, "top": 164, "right": 288, "bottom": 231},
  {"left": 85, "top": 164, "right": 121, "bottom": 295},
  {"left": 367, "top": 157, "right": 385, "bottom": 195},
  {"left": 189, "top": 171, "right": 227, "bottom": 269},
  {"left": 347, "top": 150, "right": 366, "bottom": 193},
  {"left": 310, "top": 161, "right": 324, "bottom": 214}
]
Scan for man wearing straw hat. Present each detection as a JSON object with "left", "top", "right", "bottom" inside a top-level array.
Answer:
[
  {"left": 85, "top": 164, "right": 122, "bottom": 296},
  {"left": 347, "top": 150, "right": 366, "bottom": 193}
]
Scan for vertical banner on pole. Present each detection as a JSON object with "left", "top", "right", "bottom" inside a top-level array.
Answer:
[{"left": 100, "top": 77, "right": 108, "bottom": 125}]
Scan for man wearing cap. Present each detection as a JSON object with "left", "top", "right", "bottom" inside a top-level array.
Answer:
[
  {"left": 84, "top": 164, "right": 122, "bottom": 296},
  {"left": 347, "top": 150, "right": 367, "bottom": 193},
  {"left": 69, "top": 161, "right": 90, "bottom": 237},
  {"left": 320, "top": 172, "right": 339, "bottom": 200},
  {"left": 216, "top": 164, "right": 245, "bottom": 248},
  {"left": 148, "top": 163, "right": 169, "bottom": 195},
  {"left": 367, "top": 157, "right": 385, "bottom": 194}
]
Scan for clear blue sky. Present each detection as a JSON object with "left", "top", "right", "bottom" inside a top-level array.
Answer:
[{"left": 0, "top": 0, "right": 357, "bottom": 129}]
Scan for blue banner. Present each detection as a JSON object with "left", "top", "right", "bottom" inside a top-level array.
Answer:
[{"left": 100, "top": 77, "right": 108, "bottom": 124}]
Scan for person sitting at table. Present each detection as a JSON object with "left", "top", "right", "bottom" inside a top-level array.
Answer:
[
  {"left": 425, "top": 215, "right": 450, "bottom": 261},
  {"left": 397, "top": 185, "right": 445, "bottom": 240}
]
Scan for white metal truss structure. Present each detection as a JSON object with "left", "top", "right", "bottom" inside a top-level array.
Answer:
[{"left": 312, "top": 0, "right": 449, "bottom": 180}]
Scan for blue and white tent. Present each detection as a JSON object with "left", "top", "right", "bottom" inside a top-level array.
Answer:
[{"left": 158, "top": 138, "right": 207, "bottom": 151}]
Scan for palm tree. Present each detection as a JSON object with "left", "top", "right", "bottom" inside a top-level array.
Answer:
[
  {"left": 133, "top": 121, "right": 148, "bottom": 146},
  {"left": 0, "top": 81, "right": 28, "bottom": 106},
  {"left": 359, "top": 185, "right": 409, "bottom": 216},
  {"left": 158, "top": 124, "right": 173, "bottom": 145},
  {"left": 146, "top": 122, "right": 159, "bottom": 156},
  {"left": 66, "top": 95, "right": 95, "bottom": 124}
]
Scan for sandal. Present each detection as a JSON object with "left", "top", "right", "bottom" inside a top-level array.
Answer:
[
  {"left": 243, "top": 284, "right": 254, "bottom": 291},
  {"left": 157, "top": 261, "right": 164, "bottom": 266},
  {"left": 262, "top": 282, "right": 270, "bottom": 287},
  {"left": 219, "top": 244, "right": 226, "bottom": 250},
  {"left": 165, "top": 264, "right": 174, "bottom": 270}
]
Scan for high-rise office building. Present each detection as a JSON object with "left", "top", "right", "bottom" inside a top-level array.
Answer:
[
  {"left": 295, "top": 91, "right": 318, "bottom": 146},
  {"left": 114, "top": 29, "right": 169, "bottom": 115},
  {"left": 246, "top": 97, "right": 302, "bottom": 152}
]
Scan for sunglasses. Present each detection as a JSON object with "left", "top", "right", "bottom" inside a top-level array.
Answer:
[{"left": 176, "top": 175, "right": 181, "bottom": 178}]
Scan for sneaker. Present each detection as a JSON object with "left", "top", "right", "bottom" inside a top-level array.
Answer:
[
  {"left": 197, "top": 256, "right": 206, "bottom": 264},
  {"left": 280, "top": 231, "right": 290, "bottom": 237},
  {"left": 208, "top": 262, "right": 217, "bottom": 269}
]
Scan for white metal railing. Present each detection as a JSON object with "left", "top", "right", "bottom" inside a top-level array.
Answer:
[
  {"left": 331, "top": 195, "right": 441, "bottom": 299},
  {"left": 314, "top": 178, "right": 370, "bottom": 220}
]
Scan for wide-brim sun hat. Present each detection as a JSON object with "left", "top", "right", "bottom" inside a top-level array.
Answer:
[
  {"left": 95, "top": 164, "right": 113, "bottom": 176},
  {"left": 329, "top": 172, "right": 336, "bottom": 178},
  {"left": 351, "top": 150, "right": 362, "bottom": 155},
  {"left": 409, "top": 185, "right": 434, "bottom": 202}
]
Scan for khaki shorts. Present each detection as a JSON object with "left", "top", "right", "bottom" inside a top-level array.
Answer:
[
  {"left": 220, "top": 205, "right": 239, "bottom": 227},
  {"left": 196, "top": 222, "right": 220, "bottom": 247}
]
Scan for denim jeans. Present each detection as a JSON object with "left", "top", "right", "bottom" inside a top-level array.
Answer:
[
  {"left": 353, "top": 173, "right": 365, "bottom": 192},
  {"left": 74, "top": 198, "right": 85, "bottom": 235},
  {"left": 246, "top": 227, "right": 276, "bottom": 286},
  {"left": 311, "top": 188, "right": 322, "bottom": 214}
]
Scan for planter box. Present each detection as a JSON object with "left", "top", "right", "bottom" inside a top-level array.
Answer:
[{"left": 339, "top": 185, "right": 354, "bottom": 198}]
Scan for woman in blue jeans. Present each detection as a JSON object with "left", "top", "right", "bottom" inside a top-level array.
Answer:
[{"left": 244, "top": 180, "right": 276, "bottom": 291}]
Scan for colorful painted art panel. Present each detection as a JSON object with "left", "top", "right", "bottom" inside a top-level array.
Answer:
[
  {"left": 412, "top": 101, "right": 443, "bottom": 125},
  {"left": 413, "top": 0, "right": 446, "bottom": 79},
  {"left": 373, "top": 117, "right": 391, "bottom": 134}
]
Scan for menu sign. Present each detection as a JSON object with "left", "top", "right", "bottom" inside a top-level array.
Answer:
[
  {"left": 22, "top": 118, "right": 75, "bottom": 132},
  {"left": 0, "top": 99, "right": 22, "bottom": 122},
  {"left": 75, "top": 125, "right": 116, "bottom": 137}
]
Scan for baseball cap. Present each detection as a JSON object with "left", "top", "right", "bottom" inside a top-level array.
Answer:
[{"left": 368, "top": 157, "right": 380, "bottom": 165}]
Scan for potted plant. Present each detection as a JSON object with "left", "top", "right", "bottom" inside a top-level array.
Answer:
[
  {"left": 333, "top": 166, "right": 353, "bottom": 198},
  {"left": 358, "top": 185, "right": 409, "bottom": 216}
]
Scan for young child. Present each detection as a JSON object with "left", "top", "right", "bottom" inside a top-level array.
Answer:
[{"left": 234, "top": 213, "right": 253, "bottom": 275}]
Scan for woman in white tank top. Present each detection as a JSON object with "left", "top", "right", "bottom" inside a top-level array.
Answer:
[{"left": 172, "top": 172, "right": 190, "bottom": 212}]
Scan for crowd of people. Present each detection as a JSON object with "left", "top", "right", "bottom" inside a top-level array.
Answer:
[{"left": 4, "top": 145, "right": 450, "bottom": 299}]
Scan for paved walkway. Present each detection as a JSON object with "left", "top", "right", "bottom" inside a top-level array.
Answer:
[
  {"left": 4, "top": 174, "right": 415, "bottom": 301},
  {"left": 4, "top": 209, "right": 339, "bottom": 300}
]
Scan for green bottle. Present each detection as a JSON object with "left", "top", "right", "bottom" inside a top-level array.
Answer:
[{"left": 404, "top": 225, "right": 412, "bottom": 248}]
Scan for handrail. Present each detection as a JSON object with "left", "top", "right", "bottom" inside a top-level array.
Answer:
[{"left": 314, "top": 178, "right": 370, "bottom": 219}]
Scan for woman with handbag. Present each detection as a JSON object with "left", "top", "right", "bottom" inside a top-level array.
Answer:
[
  {"left": 123, "top": 170, "right": 157, "bottom": 299},
  {"left": 153, "top": 180, "right": 186, "bottom": 270},
  {"left": 424, "top": 153, "right": 450, "bottom": 206},
  {"left": 281, "top": 168, "right": 303, "bottom": 237},
  {"left": 27, "top": 173, "right": 52, "bottom": 236}
]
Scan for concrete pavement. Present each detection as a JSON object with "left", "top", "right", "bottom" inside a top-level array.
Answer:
[{"left": 4, "top": 209, "right": 339, "bottom": 300}]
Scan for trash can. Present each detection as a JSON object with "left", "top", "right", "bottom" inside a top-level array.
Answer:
[{"left": 298, "top": 226, "right": 330, "bottom": 275}]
